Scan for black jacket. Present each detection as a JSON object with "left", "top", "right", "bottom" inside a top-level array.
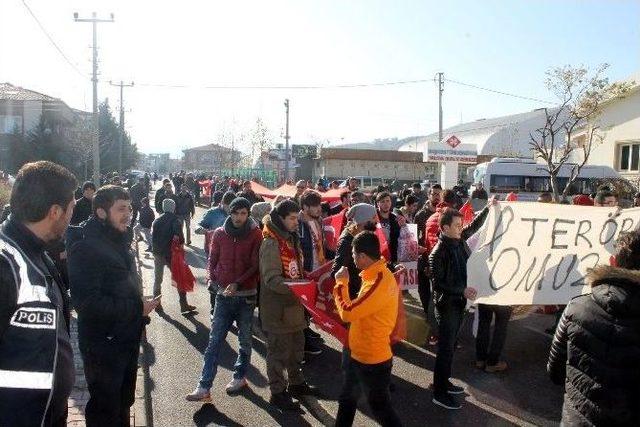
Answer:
[
  {"left": 71, "top": 196, "right": 92, "bottom": 225},
  {"left": 547, "top": 265, "right": 640, "bottom": 426},
  {"left": 68, "top": 217, "right": 144, "bottom": 349},
  {"left": 332, "top": 228, "right": 360, "bottom": 299},
  {"left": 175, "top": 192, "right": 195, "bottom": 217},
  {"left": 378, "top": 211, "right": 400, "bottom": 265},
  {"left": 139, "top": 205, "right": 155, "bottom": 229},
  {"left": 0, "top": 219, "right": 74, "bottom": 426},
  {"left": 428, "top": 205, "right": 489, "bottom": 305},
  {"left": 151, "top": 212, "right": 184, "bottom": 259},
  {"left": 129, "top": 183, "right": 147, "bottom": 207},
  {"left": 154, "top": 188, "right": 166, "bottom": 213}
]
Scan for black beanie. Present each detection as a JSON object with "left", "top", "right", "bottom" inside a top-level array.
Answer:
[{"left": 229, "top": 197, "right": 251, "bottom": 213}]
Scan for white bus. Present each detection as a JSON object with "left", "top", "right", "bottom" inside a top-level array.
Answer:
[{"left": 470, "top": 158, "right": 621, "bottom": 201}]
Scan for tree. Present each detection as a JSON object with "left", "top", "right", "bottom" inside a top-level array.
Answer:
[
  {"left": 249, "top": 117, "right": 273, "bottom": 169},
  {"left": 97, "top": 100, "right": 139, "bottom": 174},
  {"left": 529, "top": 64, "right": 633, "bottom": 202}
]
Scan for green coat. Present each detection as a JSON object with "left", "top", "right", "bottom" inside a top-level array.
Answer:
[{"left": 259, "top": 214, "right": 307, "bottom": 334}]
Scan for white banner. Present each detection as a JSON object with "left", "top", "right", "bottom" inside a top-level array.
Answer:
[{"left": 468, "top": 203, "right": 640, "bottom": 305}]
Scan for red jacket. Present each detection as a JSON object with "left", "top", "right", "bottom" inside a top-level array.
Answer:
[
  {"left": 424, "top": 201, "right": 455, "bottom": 253},
  {"left": 208, "top": 221, "right": 263, "bottom": 291}
]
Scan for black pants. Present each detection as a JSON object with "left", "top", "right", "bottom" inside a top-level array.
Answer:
[
  {"left": 131, "top": 205, "right": 140, "bottom": 225},
  {"left": 82, "top": 344, "right": 139, "bottom": 427},
  {"left": 475, "top": 304, "right": 513, "bottom": 365},
  {"left": 335, "top": 349, "right": 402, "bottom": 427},
  {"left": 433, "top": 298, "right": 465, "bottom": 397},
  {"left": 417, "top": 257, "right": 438, "bottom": 337}
]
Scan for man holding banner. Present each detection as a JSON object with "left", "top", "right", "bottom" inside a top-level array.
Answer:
[
  {"left": 333, "top": 231, "right": 402, "bottom": 427},
  {"left": 429, "top": 201, "right": 492, "bottom": 410}
]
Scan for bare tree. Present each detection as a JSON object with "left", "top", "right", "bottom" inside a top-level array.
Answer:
[
  {"left": 530, "top": 64, "right": 633, "bottom": 202},
  {"left": 249, "top": 117, "right": 273, "bottom": 170}
]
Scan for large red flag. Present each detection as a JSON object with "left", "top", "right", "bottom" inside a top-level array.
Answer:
[
  {"left": 170, "top": 239, "right": 195, "bottom": 292},
  {"left": 323, "top": 210, "right": 346, "bottom": 252}
]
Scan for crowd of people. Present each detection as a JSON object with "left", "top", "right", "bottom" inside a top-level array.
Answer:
[{"left": 0, "top": 162, "right": 639, "bottom": 426}]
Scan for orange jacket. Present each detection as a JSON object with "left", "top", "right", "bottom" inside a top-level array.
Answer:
[{"left": 333, "top": 258, "right": 399, "bottom": 364}]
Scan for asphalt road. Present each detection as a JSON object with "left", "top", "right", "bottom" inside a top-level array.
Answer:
[{"left": 139, "top": 201, "right": 564, "bottom": 427}]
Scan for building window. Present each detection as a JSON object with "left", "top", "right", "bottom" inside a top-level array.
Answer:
[
  {"left": 0, "top": 115, "right": 22, "bottom": 134},
  {"left": 619, "top": 143, "right": 640, "bottom": 172}
]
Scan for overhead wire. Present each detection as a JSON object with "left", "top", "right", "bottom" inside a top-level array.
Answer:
[{"left": 445, "top": 78, "right": 555, "bottom": 104}]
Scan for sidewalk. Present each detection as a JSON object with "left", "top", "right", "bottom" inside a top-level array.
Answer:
[{"left": 67, "top": 312, "right": 146, "bottom": 426}]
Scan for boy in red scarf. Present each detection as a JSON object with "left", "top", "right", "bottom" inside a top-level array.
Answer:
[{"left": 259, "top": 200, "right": 320, "bottom": 410}]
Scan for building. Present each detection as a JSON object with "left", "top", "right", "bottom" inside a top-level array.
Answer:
[
  {"left": 254, "top": 144, "right": 299, "bottom": 183},
  {"left": 314, "top": 147, "right": 433, "bottom": 184},
  {"left": 182, "top": 143, "right": 241, "bottom": 172},
  {"left": 0, "top": 83, "right": 77, "bottom": 171},
  {"left": 138, "top": 153, "right": 170, "bottom": 173},
  {"left": 569, "top": 73, "right": 640, "bottom": 183}
]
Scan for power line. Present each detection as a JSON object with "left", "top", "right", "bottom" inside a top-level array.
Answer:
[
  {"left": 445, "top": 77, "right": 555, "bottom": 104},
  {"left": 131, "top": 78, "right": 437, "bottom": 90},
  {"left": 21, "top": 0, "right": 85, "bottom": 78}
]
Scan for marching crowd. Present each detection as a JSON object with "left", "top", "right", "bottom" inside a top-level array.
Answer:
[{"left": 1, "top": 161, "right": 639, "bottom": 426}]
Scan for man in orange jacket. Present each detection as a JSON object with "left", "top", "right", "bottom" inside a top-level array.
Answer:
[{"left": 333, "top": 231, "right": 402, "bottom": 427}]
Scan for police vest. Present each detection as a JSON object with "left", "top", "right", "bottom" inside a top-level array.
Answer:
[{"left": 0, "top": 230, "right": 60, "bottom": 426}]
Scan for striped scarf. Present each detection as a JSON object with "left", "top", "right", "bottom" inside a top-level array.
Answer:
[{"left": 263, "top": 224, "right": 304, "bottom": 279}]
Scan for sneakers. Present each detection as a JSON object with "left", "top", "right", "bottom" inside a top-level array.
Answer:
[
  {"left": 225, "top": 378, "right": 248, "bottom": 394},
  {"left": 270, "top": 391, "right": 300, "bottom": 411},
  {"left": 304, "top": 341, "right": 322, "bottom": 355},
  {"left": 186, "top": 387, "right": 211, "bottom": 402},
  {"left": 485, "top": 361, "right": 508, "bottom": 373},
  {"left": 432, "top": 393, "right": 461, "bottom": 410},
  {"left": 447, "top": 382, "right": 465, "bottom": 395},
  {"left": 288, "top": 382, "right": 320, "bottom": 398},
  {"left": 427, "top": 335, "right": 439, "bottom": 346},
  {"left": 181, "top": 304, "right": 197, "bottom": 314},
  {"left": 304, "top": 327, "right": 322, "bottom": 340}
]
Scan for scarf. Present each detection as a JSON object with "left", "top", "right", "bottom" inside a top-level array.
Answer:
[
  {"left": 223, "top": 216, "right": 255, "bottom": 239},
  {"left": 263, "top": 215, "right": 304, "bottom": 280}
]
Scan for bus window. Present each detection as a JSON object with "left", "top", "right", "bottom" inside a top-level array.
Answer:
[
  {"left": 524, "top": 177, "right": 551, "bottom": 192},
  {"left": 490, "top": 175, "right": 523, "bottom": 192}
]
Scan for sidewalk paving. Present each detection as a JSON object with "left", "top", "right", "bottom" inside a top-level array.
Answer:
[{"left": 67, "top": 312, "right": 145, "bottom": 426}]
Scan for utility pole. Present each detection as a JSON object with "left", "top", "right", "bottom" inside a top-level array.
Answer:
[
  {"left": 74, "top": 12, "right": 114, "bottom": 186},
  {"left": 437, "top": 72, "right": 444, "bottom": 142},
  {"left": 284, "top": 99, "right": 290, "bottom": 183},
  {"left": 109, "top": 80, "right": 134, "bottom": 173}
]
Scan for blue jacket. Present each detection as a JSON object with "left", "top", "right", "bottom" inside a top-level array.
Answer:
[{"left": 199, "top": 206, "right": 227, "bottom": 230}]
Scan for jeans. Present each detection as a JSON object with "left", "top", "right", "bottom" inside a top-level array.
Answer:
[
  {"left": 475, "top": 304, "right": 513, "bottom": 365},
  {"left": 417, "top": 256, "right": 438, "bottom": 337},
  {"left": 153, "top": 254, "right": 187, "bottom": 306},
  {"left": 433, "top": 297, "right": 465, "bottom": 396},
  {"left": 335, "top": 349, "right": 402, "bottom": 427},
  {"left": 198, "top": 294, "right": 256, "bottom": 389},
  {"left": 178, "top": 214, "right": 192, "bottom": 243}
]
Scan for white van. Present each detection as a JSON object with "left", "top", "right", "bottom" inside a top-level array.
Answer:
[{"left": 470, "top": 157, "right": 621, "bottom": 201}]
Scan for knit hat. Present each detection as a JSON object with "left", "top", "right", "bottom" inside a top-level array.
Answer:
[
  {"left": 346, "top": 203, "right": 377, "bottom": 225},
  {"left": 229, "top": 197, "right": 251, "bottom": 213},
  {"left": 250, "top": 201, "right": 272, "bottom": 221},
  {"left": 573, "top": 194, "right": 594, "bottom": 206},
  {"left": 162, "top": 198, "right": 176, "bottom": 213}
]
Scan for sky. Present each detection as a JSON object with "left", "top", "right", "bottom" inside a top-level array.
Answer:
[{"left": 1, "top": 0, "right": 638, "bottom": 158}]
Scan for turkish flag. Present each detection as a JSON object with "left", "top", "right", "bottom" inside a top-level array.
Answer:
[{"left": 323, "top": 210, "right": 345, "bottom": 252}]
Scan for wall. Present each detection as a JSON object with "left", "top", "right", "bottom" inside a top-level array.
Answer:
[{"left": 314, "top": 158, "right": 433, "bottom": 182}]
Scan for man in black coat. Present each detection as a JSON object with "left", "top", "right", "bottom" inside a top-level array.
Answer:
[
  {"left": 428, "top": 201, "right": 492, "bottom": 410},
  {"left": 0, "top": 161, "right": 77, "bottom": 427},
  {"left": 70, "top": 181, "right": 96, "bottom": 225},
  {"left": 152, "top": 198, "right": 195, "bottom": 314},
  {"left": 175, "top": 184, "right": 195, "bottom": 246},
  {"left": 154, "top": 179, "right": 174, "bottom": 214},
  {"left": 547, "top": 231, "right": 640, "bottom": 426},
  {"left": 375, "top": 191, "right": 400, "bottom": 266},
  {"left": 129, "top": 177, "right": 148, "bottom": 224},
  {"left": 68, "top": 185, "right": 159, "bottom": 426}
]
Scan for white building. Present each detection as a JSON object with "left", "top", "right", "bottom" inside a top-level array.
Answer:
[{"left": 570, "top": 73, "right": 640, "bottom": 184}]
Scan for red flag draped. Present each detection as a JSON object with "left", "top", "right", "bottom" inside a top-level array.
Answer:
[
  {"left": 170, "top": 239, "right": 195, "bottom": 292},
  {"left": 323, "top": 210, "right": 346, "bottom": 252}
]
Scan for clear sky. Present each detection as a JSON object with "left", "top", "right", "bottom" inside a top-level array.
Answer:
[{"left": 1, "top": 0, "right": 638, "bottom": 157}]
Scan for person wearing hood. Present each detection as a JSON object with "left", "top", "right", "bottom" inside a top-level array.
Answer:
[
  {"left": 547, "top": 231, "right": 640, "bottom": 426},
  {"left": 68, "top": 185, "right": 160, "bottom": 426},
  {"left": 259, "top": 199, "right": 319, "bottom": 410},
  {"left": 151, "top": 198, "right": 195, "bottom": 314},
  {"left": 187, "top": 198, "right": 263, "bottom": 401}
]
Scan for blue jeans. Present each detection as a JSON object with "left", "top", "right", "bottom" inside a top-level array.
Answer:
[{"left": 198, "top": 293, "right": 256, "bottom": 389}]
